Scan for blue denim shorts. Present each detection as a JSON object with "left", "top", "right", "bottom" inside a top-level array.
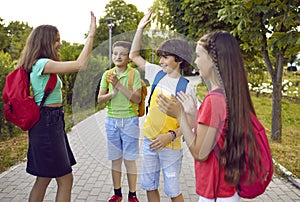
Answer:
[
  {"left": 105, "top": 116, "right": 140, "bottom": 161},
  {"left": 141, "top": 137, "right": 183, "bottom": 198}
]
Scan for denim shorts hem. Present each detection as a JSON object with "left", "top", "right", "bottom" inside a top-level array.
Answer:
[
  {"left": 141, "top": 185, "right": 159, "bottom": 191},
  {"left": 167, "top": 192, "right": 182, "bottom": 198}
]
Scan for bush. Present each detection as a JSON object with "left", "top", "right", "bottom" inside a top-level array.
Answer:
[{"left": 0, "top": 52, "right": 22, "bottom": 141}]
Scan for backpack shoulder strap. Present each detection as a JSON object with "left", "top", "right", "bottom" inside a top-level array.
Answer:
[
  {"left": 176, "top": 76, "right": 189, "bottom": 95},
  {"left": 128, "top": 67, "right": 139, "bottom": 116},
  {"left": 147, "top": 70, "right": 166, "bottom": 109},
  {"left": 106, "top": 67, "right": 115, "bottom": 85},
  {"left": 128, "top": 67, "right": 135, "bottom": 91},
  {"left": 40, "top": 74, "right": 57, "bottom": 107}
]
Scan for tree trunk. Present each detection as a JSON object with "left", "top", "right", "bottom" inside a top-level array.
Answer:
[
  {"left": 270, "top": 53, "right": 284, "bottom": 142},
  {"left": 262, "top": 38, "right": 284, "bottom": 142},
  {"left": 271, "top": 81, "right": 282, "bottom": 142}
]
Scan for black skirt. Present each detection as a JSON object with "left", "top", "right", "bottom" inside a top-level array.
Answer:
[{"left": 27, "top": 106, "right": 76, "bottom": 178}]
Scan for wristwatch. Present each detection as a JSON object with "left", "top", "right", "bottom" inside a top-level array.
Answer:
[{"left": 168, "top": 130, "right": 176, "bottom": 141}]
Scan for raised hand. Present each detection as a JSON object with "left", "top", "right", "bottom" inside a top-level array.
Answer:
[
  {"left": 138, "top": 10, "right": 152, "bottom": 30},
  {"left": 88, "top": 11, "right": 97, "bottom": 38},
  {"left": 176, "top": 91, "right": 197, "bottom": 115}
]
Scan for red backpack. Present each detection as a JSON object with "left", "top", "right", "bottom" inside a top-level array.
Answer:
[
  {"left": 211, "top": 91, "right": 273, "bottom": 199},
  {"left": 2, "top": 66, "right": 57, "bottom": 131},
  {"left": 237, "top": 112, "right": 273, "bottom": 198}
]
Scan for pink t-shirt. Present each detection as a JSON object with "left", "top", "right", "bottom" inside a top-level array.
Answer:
[{"left": 194, "top": 89, "right": 236, "bottom": 198}]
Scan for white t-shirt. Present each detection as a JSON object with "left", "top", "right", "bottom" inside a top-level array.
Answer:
[
  {"left": 145, "top": 62, "right": 197, "bottom": 98},
  {"left": 142, "top": 62, "right": 198, "bottom": 149}
]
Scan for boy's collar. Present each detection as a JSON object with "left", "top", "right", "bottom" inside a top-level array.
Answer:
[{"left": 113, "top": 64, "right": 131, "bottom": 75}]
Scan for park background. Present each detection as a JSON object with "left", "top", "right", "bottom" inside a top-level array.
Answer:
[{"left": 0, "top": 0, "right": 299, "bottom": 185}]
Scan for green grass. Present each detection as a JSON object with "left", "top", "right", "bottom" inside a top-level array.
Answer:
[{"left": 0, "top": 133, "right": 28, "bottom": 173}]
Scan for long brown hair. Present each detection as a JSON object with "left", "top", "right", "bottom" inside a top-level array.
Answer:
[
  {"left": 18, "top": 25, "right": 61, "bottom": 73},
  {"left": 198, "top": 31, "right": 261, "bottom": 186}
]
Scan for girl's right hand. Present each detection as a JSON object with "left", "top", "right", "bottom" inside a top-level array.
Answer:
[
  {"left": 176, "top": 91, "right": 197, "bottom": 115},
  {"left": 88, "top": 11, "right": 96, "bottom": 38},
  {"left": 138, "top": 10, "right": 152, "bottom": 30}
]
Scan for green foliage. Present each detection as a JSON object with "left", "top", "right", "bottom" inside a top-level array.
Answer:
[
  {"left": 71, "top": 49, "right": 109, "bottom": 121},
  {"left": 0, "top": 19, "right": 9, "bottom": 52},
  {"left": 0, "top": 51, "right": 22, "bottom": 141},
  {"left": 3, "top": 21, "right": 32, "bottom": 60},
  {"left": 0, "top": 133, "right": 28, "bottom": 173},
  {"left": 218, "top": 0, "right": 300, "bottom": 141},
  {"left": 94, "top": 0, "right": 144, "bottom": 48},
  {"left": 152, "top": 0, "right": 235, "bottom": 40},
  {"left": 59, "top": 41, "right": 84, "bottom": 111},
  {"left": 219, "top": 0, "right": 300, "bottom": 63},
  {"left": 151, "top": 0, "right": 172, "bottom": 30}
]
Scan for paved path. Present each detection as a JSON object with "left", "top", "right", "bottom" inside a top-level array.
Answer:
[{"left": 0, "top": 109, "right": 299, "bottom": 202}]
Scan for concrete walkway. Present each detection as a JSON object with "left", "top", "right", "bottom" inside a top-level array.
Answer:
[{"left": 0, "top": 109, "right": 299, "bottom": 201}]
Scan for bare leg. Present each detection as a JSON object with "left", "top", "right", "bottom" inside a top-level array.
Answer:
[
  {"left": 112, "top": 158, "right": 123, "bottom": 189},
  {"left": 28, "top": 177, "right": 52, "bottom": 202},
  {"left": 171, "top": 193, "right": 184, "bottom": 202},
  {"left": 55, "top": 172, "right": 73, "bottom": 202},
  {"left": 124, "top": 159, "right": 137, "bottom": 192},
  {"left": 147, "top": 190, "right": 160, "bottom": 202}
]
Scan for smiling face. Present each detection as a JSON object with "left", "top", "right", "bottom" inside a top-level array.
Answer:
[
  {"left": 52, "top": 31, "right": 61, "bottom": 61},
  {"left": 159, "top": 55, "right": 181, "bottom": 74},
  {"left": 194, "top": 44, "right": 214, "bottom": 79},
  {"left": 112, "top": 46, "right": 130, "bottom": 68},
  {"left": 54, "top": 32, "right": 61, "bottom": 54}
]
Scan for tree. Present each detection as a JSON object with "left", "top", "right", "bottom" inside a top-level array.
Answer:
[
  {"left": 94, "top": 0, "right": 144, "bottom": 47},
  {"left": 59, "top": 40, "right": 84, "bottom": 112},
  {"left": 218, "top": 0, "right": 300, "bottom": 142},
  {"left": 0, "top": 18, "right": 10, "bottom": 52},
  {"left": 4, "top": 21, "right": 32, "bottom": 60},
  {"left": 0, "top": 51, "right": 21, "bottom": 140},
  {"left": 152, "top": 0, "right": 234, "bottom": 39},
  {"left": 151, "top": 0, "right": 172, "bottom": 30}
]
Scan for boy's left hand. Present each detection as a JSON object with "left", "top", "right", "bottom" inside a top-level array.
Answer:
[
  {"left": 156, "top": 94, "right": 181, "bottom": 118},
  {"left": 150, "top": 133, "right": 172, "bottom": 151}
]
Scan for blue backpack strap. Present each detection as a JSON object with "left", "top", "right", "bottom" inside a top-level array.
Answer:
[
  {"left": 176, "top": 77, "right": 189, "bottom": 95},
  {"left": 147, "top": 70, "right": 166, "bottom": 110}
]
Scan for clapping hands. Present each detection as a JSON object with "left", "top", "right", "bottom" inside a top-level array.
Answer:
[
  {"left": 156, "top": 91, "right": 197, "bottom": 118},
  {"left": 107, "top": 73, "right": 120, "bottom": 98}
]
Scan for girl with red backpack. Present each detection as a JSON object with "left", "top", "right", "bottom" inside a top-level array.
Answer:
[{"left": 157, "top": 31, "right": 272, "bottom": 201}]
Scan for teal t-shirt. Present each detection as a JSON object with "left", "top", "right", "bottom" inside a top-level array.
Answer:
[
  {"left": 30, "top": 58, "right": 62, "bottom": 106},
  {"left": 100, "top": 66, "right": 142, "bottom": 118}
]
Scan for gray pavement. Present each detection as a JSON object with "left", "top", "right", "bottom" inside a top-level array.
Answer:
[{"left": 0, "top": 109, "right": 299, "bottom": 202}]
